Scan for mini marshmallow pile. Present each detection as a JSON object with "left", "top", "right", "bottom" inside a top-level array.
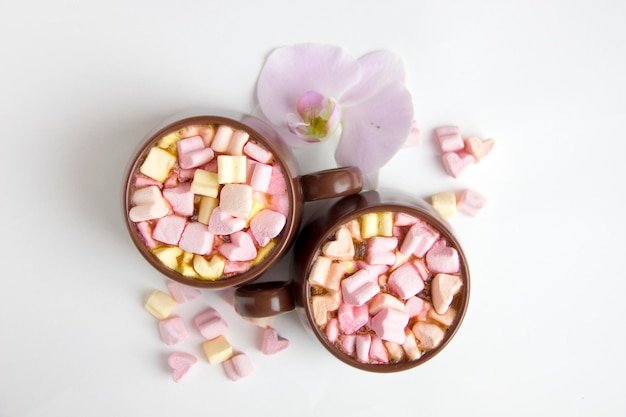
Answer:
[
  {"left": 308, "top": 211, "right": 463, "bottom": 365},
  {"left": 129, "top": 123, "right": 290, "bottom": 281},
  {"left": 145, "top": 282, "right": 290, "bottom": 382},
  {"left": 429, "top": 125, "right": 494, "bottom": 219}
]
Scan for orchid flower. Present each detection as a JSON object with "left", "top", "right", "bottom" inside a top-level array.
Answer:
[{"left": 256, "top": 43, "right": 414, "bottom": 188}]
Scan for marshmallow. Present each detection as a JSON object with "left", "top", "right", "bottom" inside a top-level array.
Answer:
[
  {"left": 365, "top": 236, "right": 398, "bottom": 265},
  {"left": 394, "top": 212, "right": 418, "bottom": 226},
  {"left": 197, "top": 196, "right": 218, "bottom": 225},
  {"left": 226, "top": 130, "right": 249, "bottom": 155},
  {"left": 388, "top": 262, "right": 425, "bottom": 300},
  {"left": 244, "top": 141, "right": 272, "bottom": 163},
  {"left": 219, "top": 184, "right": 253, "bottom": 218},
  {"left": 158, "top": 316, "right": 188, "bottom": 345},
  {"left": 136, "top": 221, "right": 157, "bottom": 248},
  {"left": 400, "top": 221, "right": 439, "bottom": 257},
  {"left": 431, "top": 273, "right": 463, "bottom": 314},
  {"left": 429, "top": 307, "right": 457, "bottom": 326},
  {"left": 179, "top": 147, "right": 215, "bottom": 169},
  {"left": 167, "top": 282, "right": 201, "bottom": 303},
  {"left": 368, "top": 293, "right": 405, "bottom": 316},
  {"left": 158, "top": 130, "right": 182, "bottom": 150},
  {"left": 442, "top": 151, "right": 475, "bottom": 178},
  {"left": 384, "top": 341, "right": 405, "bottom": 362},
  {"left": 208, "top": 207, "right": 246, "bottom": 235},
  {"left": 404, "top": 296, "right": 425, "bottom": 318},
  {"left": 162, "top": 183, "right": 194, "bottom": 216},
  {"left": 151, "top": 246, "right": 183, "bottom": 270},
  {"left": 194, "top": 308, "right": 228, "bottom": 340},
  {"left": 322, "top": 227, "right": 355, "bottom": 260},
  {"left": 217, "top": 155, "right": 247, "bottom": 184},
  {"left": 266, "top": 165, "right": 288, "bottom": 195},
  {"left": 261, "top": 326, "right": 289, "bottom": 355},
  {"left": 308, "top": 256, "right": 332, "bottom": 288},
  {"left": 457, "top": 189, "right": 486, "bottom": 216},
  {"left": 356, "top": 333, "right": 372, "bottom": 363},
  {"left": 202, "top": 335, "right": 233, "bottom": 365},
  {"left": 325, "top": 318, "right": 340, "bottom": 343},
  {"left": 369, "top": 336, "right": 389, "bottom": 363},
  {"left": 178, "top": 222, "right": 214, "bottom": 255},
  {"left": 223, "top": 353, "right": 255, "bottom": 381},
  {"left": 341, "top": 334, "right": 356, "bottom": 355},
  {"left": 145, "top": 290, "right": 176, "bottom": 319},
  {"left": 218, "top": 231, "right": 257, "bottom": 261},
  {"left": 464, "top": 136, "right": 495, "bottom": 162},
  {"left": 337, "top": 303, "right": 369, "bottom": 334},
  {"left": 193, "top": 254, "right": 225, "bottom": 280},
  {"left": 176, "top": 135, "right": 203, "bottom": 154},
  {"left": 402, "top": 329, "right": 422, "bottom": 360},
  {"left": 190, "top": 169, "right": 220, "bottom": 198},
  {"left": 210, "top": 125, "right": 234, "bottom": 152},
  {"left": 369, "top": 308, "right": 409, "bottom": 344},
  {"left": 434, "top": 126, "right": 460, "bottom": 139},
  {"left": 129, "top": 185, "right": 170, "bottom": 222},
  {"left": 426, "top": 244, "right": 460, "bottom": 274},
  {"left": 152, "top": 215, "right": 187, "bottom": 245},
  {"left": 140, "top": 147, "right": 176, "bottom": 181},
  {"left": 249, "top": 162, "right": 272, "bottom": 192},
  {"left": 436, "top": 130, "right": 464, "bottom": 152},
  {"left": 431, "top": 191, "right": 457, "bottom": 220},
  {"left": 341, "top": 269, "right": 380, "bottom": 306},
  {"left": 412, "top": 322, "right": 445, "bottom": 350},
  {"left": 168, "top": 352, "right": 197, "bottom": 382},
  {"left": 250, "top": 209, "right": 286, "bottom": 247}
]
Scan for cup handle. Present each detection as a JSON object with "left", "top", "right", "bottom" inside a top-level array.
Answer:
[
  {"left": 234, "top": 281, "right": 295, "bottom": 318},
  {"left": 299, "top": 167, "right": 362, "bottom": 202}
]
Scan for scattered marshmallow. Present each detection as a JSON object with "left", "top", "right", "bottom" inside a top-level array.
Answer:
[
  {"left": 158, "top": 316, "right": 189, "bottom": 345},
  {"left": 168, "top": 352, "right": 197, "bottom": 382},
  {"left": 202, "top": 335, "right": 233, "bottom": 365},
  {"left": 464, "top": 136, "right": 495, "bottom": 162},
  {"left": 223, "top": 353, "right": 255, "bottom": 381},
  {"left": 260, "top": 327, "right": 289, "bottom": 355},
  {"left": 167, "top": 282, "right": 202, "bottom": 303},
  {"left": 457, "top": 189, "right": 486, "bottom": 216},
  {"left": 145, "top": 290, "right": 176, "bottom": 319},
  {"left": 442, "top": 151, "right": 475, "bottom": 178},
  {"left": 194, "top": 307, "right": 229, "bottom": 340},
  {"left": 140, "top": 147, "right": 176, "bottom": 181},
  {"left": 431, "top": 191, "right": 457, "bottom": 220}
]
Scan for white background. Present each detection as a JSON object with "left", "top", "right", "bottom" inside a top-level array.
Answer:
[{"left": 1, "top": 1, "right": 624, "bottom": 416}]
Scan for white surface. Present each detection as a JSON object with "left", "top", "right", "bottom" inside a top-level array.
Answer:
[{"left": 1, "top": 1, "right": 624, "bottom": 416}]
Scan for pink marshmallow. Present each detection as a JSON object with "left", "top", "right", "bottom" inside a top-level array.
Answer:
[
  {"left": 136, "top": 221, "right": 157, "bottom": 248},
  {"left": 368, "top": 293, "right": 405, "bottom": 315},
  {"left": 223, "top": 260, "right": 251, "bottom": 275},
  {"left": 179, "top": 148, "right": 215, "bottom": 169},
  {"left": 388, "top": 262, "right": 425, "bottom": 299},
  {"left": 270, "top": 193, "right": 290, "bottom": 216},
  {"left": 369, "top": 308, "right": 410, "bottom": 344},
  {"left": 266, "top": 165, "right": 287, "bottom": 195},
  {"left": 400, "top": 221, "right": 439, "bottom": 257},
  {"left": 244, "top": 141, "right": 272, "bottom": 163},
  {"left": 250, "top": 209, "right": 286, "bottom": 247},
  {"left": 194, "top": 308, "right": 229, "bottom": 340},
  {"left": 412, "top": 258, "right": 430, "bottom": 281},
  {"left": 457, "top": 189, "right": 486, "bottom": 216},
  {"left": 163, "top": 170, "right": 179, "bottom": 188},
  {"left": 326, "top": 318, "right": 340, "bottom": 343},
  {"left": 162, "top": 183, "right": 194, "bottom": 216},
  {"left": 223, "top": 353, "right": 255, "bottom": 382},
  {"left": 176, "top": 135, "right": 204, "bottom": 155},
  {"left": 218, "top": 231, "right": 257, "bottom": 261},
  {"left": 338, "top": 303, "right": 369, "bottom": 334},
  {"left": 394, "top": 212, "right": 418, "bottom": 226},
  {"left": 356, "top": 333, "right": 372, "bottom": 363},
  {"left": 404, "top": 296, "right": 425, "bottom": 318},
  {"left": 369, "top": 336, "right": 390, "bottom": 363},
  {"left": 341, "top": 334, "right": 356, "bottom": 355},
  {"left": 208, "top": 208, "right": 246, "bottom": 235},
  {"left": 437, "top": 132, "right": 465, "bottom": 152},
  {"left": 158, "top": 316, "right": 189, "bottom": 345},
  {"left": 152, "top": 215, "right": 187, "bottom": 245},
  {"left": 341, "top": 269, "right": 380, "bottom": 306},
  {"left": 260, "top": 326, "right": 289, "bottom": 355},
  {"left": 249, "top": 162, "right": 272, "bottom": 192},
  {"left": 167, "top": 282, "right": 202, "bottom": 303},
  {"left": 168, "top": 352, "right": 197, "bottom": 382},
  {"left": 134, "top": 175, "right": 163, "bottom": 189},
  {"left": 365, "top": 237, "right": 398, "bottom": 265},
  {"left": 426, "top": 244, "right": 460, "bottom": 274},
  {"left": 442, "top": 151, "right": 475, "bottom": 178},
  {"left": 219, "top": 184, "right": 253, "bottom": 219},
  {"left": 434, "top": 126, "right": 460, "bottom": 138},
  {"left": 178, "top": 222, "right": 214, "bottom": 255}
]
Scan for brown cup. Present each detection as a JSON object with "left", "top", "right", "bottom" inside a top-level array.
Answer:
[
  {"left": 235, "top": 189, "right": 470, "bottom": 372},
  {"left": 123, "top": 112, "right": 362, "bottom": 289}
]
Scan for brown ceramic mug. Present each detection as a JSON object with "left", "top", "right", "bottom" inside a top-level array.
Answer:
[
  {"left": 234, "top": 189, "right": 470, "bottom": 372},
  {"left": 123, "top": 112, "right": 362, "bottom": 289}
]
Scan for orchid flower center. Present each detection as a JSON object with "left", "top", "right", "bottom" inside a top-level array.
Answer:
[{"left": 286, "top": 90, "right": 341, "bottom": 142}]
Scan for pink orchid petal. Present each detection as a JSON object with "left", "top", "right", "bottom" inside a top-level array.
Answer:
[
  {"left": 335, "top": 81, "right": 413, "bottom": 175},
  {"left": 257, "top": 44, "right": 361, "bottom": 128},
  {"left": 296, "top": 90, "right": 326, "bottom": 117},
  {"left": 340, "top": 50, "right": 407, "bottom": 104}
]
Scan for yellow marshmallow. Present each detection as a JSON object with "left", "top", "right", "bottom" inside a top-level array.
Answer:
[
  {"left": 197, "top": 196, "right": 218, "bottom": 225},
  {"left": 378, "top": 212, "right": 393, "bottom": 237},
  {"left": 431, "top": 191, "right": 457, "bottom": 220},
  {"left": 157, "top": 130, "right": 182, "bottom": 150},
  {"left": 193, "top": 254, "right": 225, "bottom": 280},
  {"left": 251, "top": 239, "right": 277, "bottom": 266},
  {"left": 217, "top": 155, "right": 247, "bottom": 184},
  {"left": 360, "top": 213, "right": 379, "bottom": 239},
  {"left": 140, "top": 147, "right": 176, "bottom": 182},
  {"left": 145, "top": 290, "right": 176, "bottom": 319},
  {"left": 178, "top": 252, "right": 199, "bottom": 278},
  {"left": 190, "top": 170, "right": 220, "bottom": 198},
  {"left": 202, "top": 335, "right": 233, "bottom": 364},
  {"left": 151, "top": 246, "right": 183, "bottom": 270}
]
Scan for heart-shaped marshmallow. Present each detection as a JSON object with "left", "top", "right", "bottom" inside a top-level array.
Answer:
[
  {"left": 208, "top": 208, "right": 246, "bottom": 235},
  {"left": 261, "top": 326, "right": 290, "bottom": 355},
  {"left": 431, "top": 273, "right": 463, "bottom": 315},
  {"left": 250, "top": 209, "right": 287, "bottom": 247},
  {"left": 322, "top": 226, "right": 355, "bottom": 260},
  {"left": 441, "top": 151, "right": 475, "bottom": 178},
  {"left": 464, "top": 136, "right": 495, "bottom": 162},
  {"left": 426, "top": 244, "right": 460, "bottom": 274},
  {"left": 218, "top": 231, "right": 257, "bottom": 261},
  {"left": 168, "top": 352, "right": 197, "bottom": 382}
]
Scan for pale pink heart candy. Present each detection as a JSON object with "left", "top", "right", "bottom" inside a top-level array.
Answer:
[
  {"left": 464, "top": 136, "right": 495, "bottom": 162},
  {"left": 322, "top": 226, "right": 355, "bottom": 260},
  {"left": 337, "top": 303, "right": 369, "bottom": 334},
  {"left": 168, "top": 352, "right": 197, "bottom": 382},
  {"left": 250, "top": 209, "right": 287, "bottom": 247},
  {"left": 218, "top": 231, "right": 257, "bottom": 261},
  {"left": 208, "top": 208, "right": 246, "bottom": 235},
  {"left": 425, "top": 244, "right": 460, "bottom": 274},
  {"left": 431, "top": 273, "right": 463, "bottom": 315},
  {"left": 260, "top": 327, "right": 289, "bottom": 355},
  {"left": 441, "top": 151, "right": 475, "bottom": 178}
]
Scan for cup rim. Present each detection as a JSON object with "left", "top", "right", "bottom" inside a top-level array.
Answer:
[
  {"left": 123, "top": 114, "right": 300, "bottom": 289},
  {"left": 299, "top": 197, "right": 471, "bottom": 372}
]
